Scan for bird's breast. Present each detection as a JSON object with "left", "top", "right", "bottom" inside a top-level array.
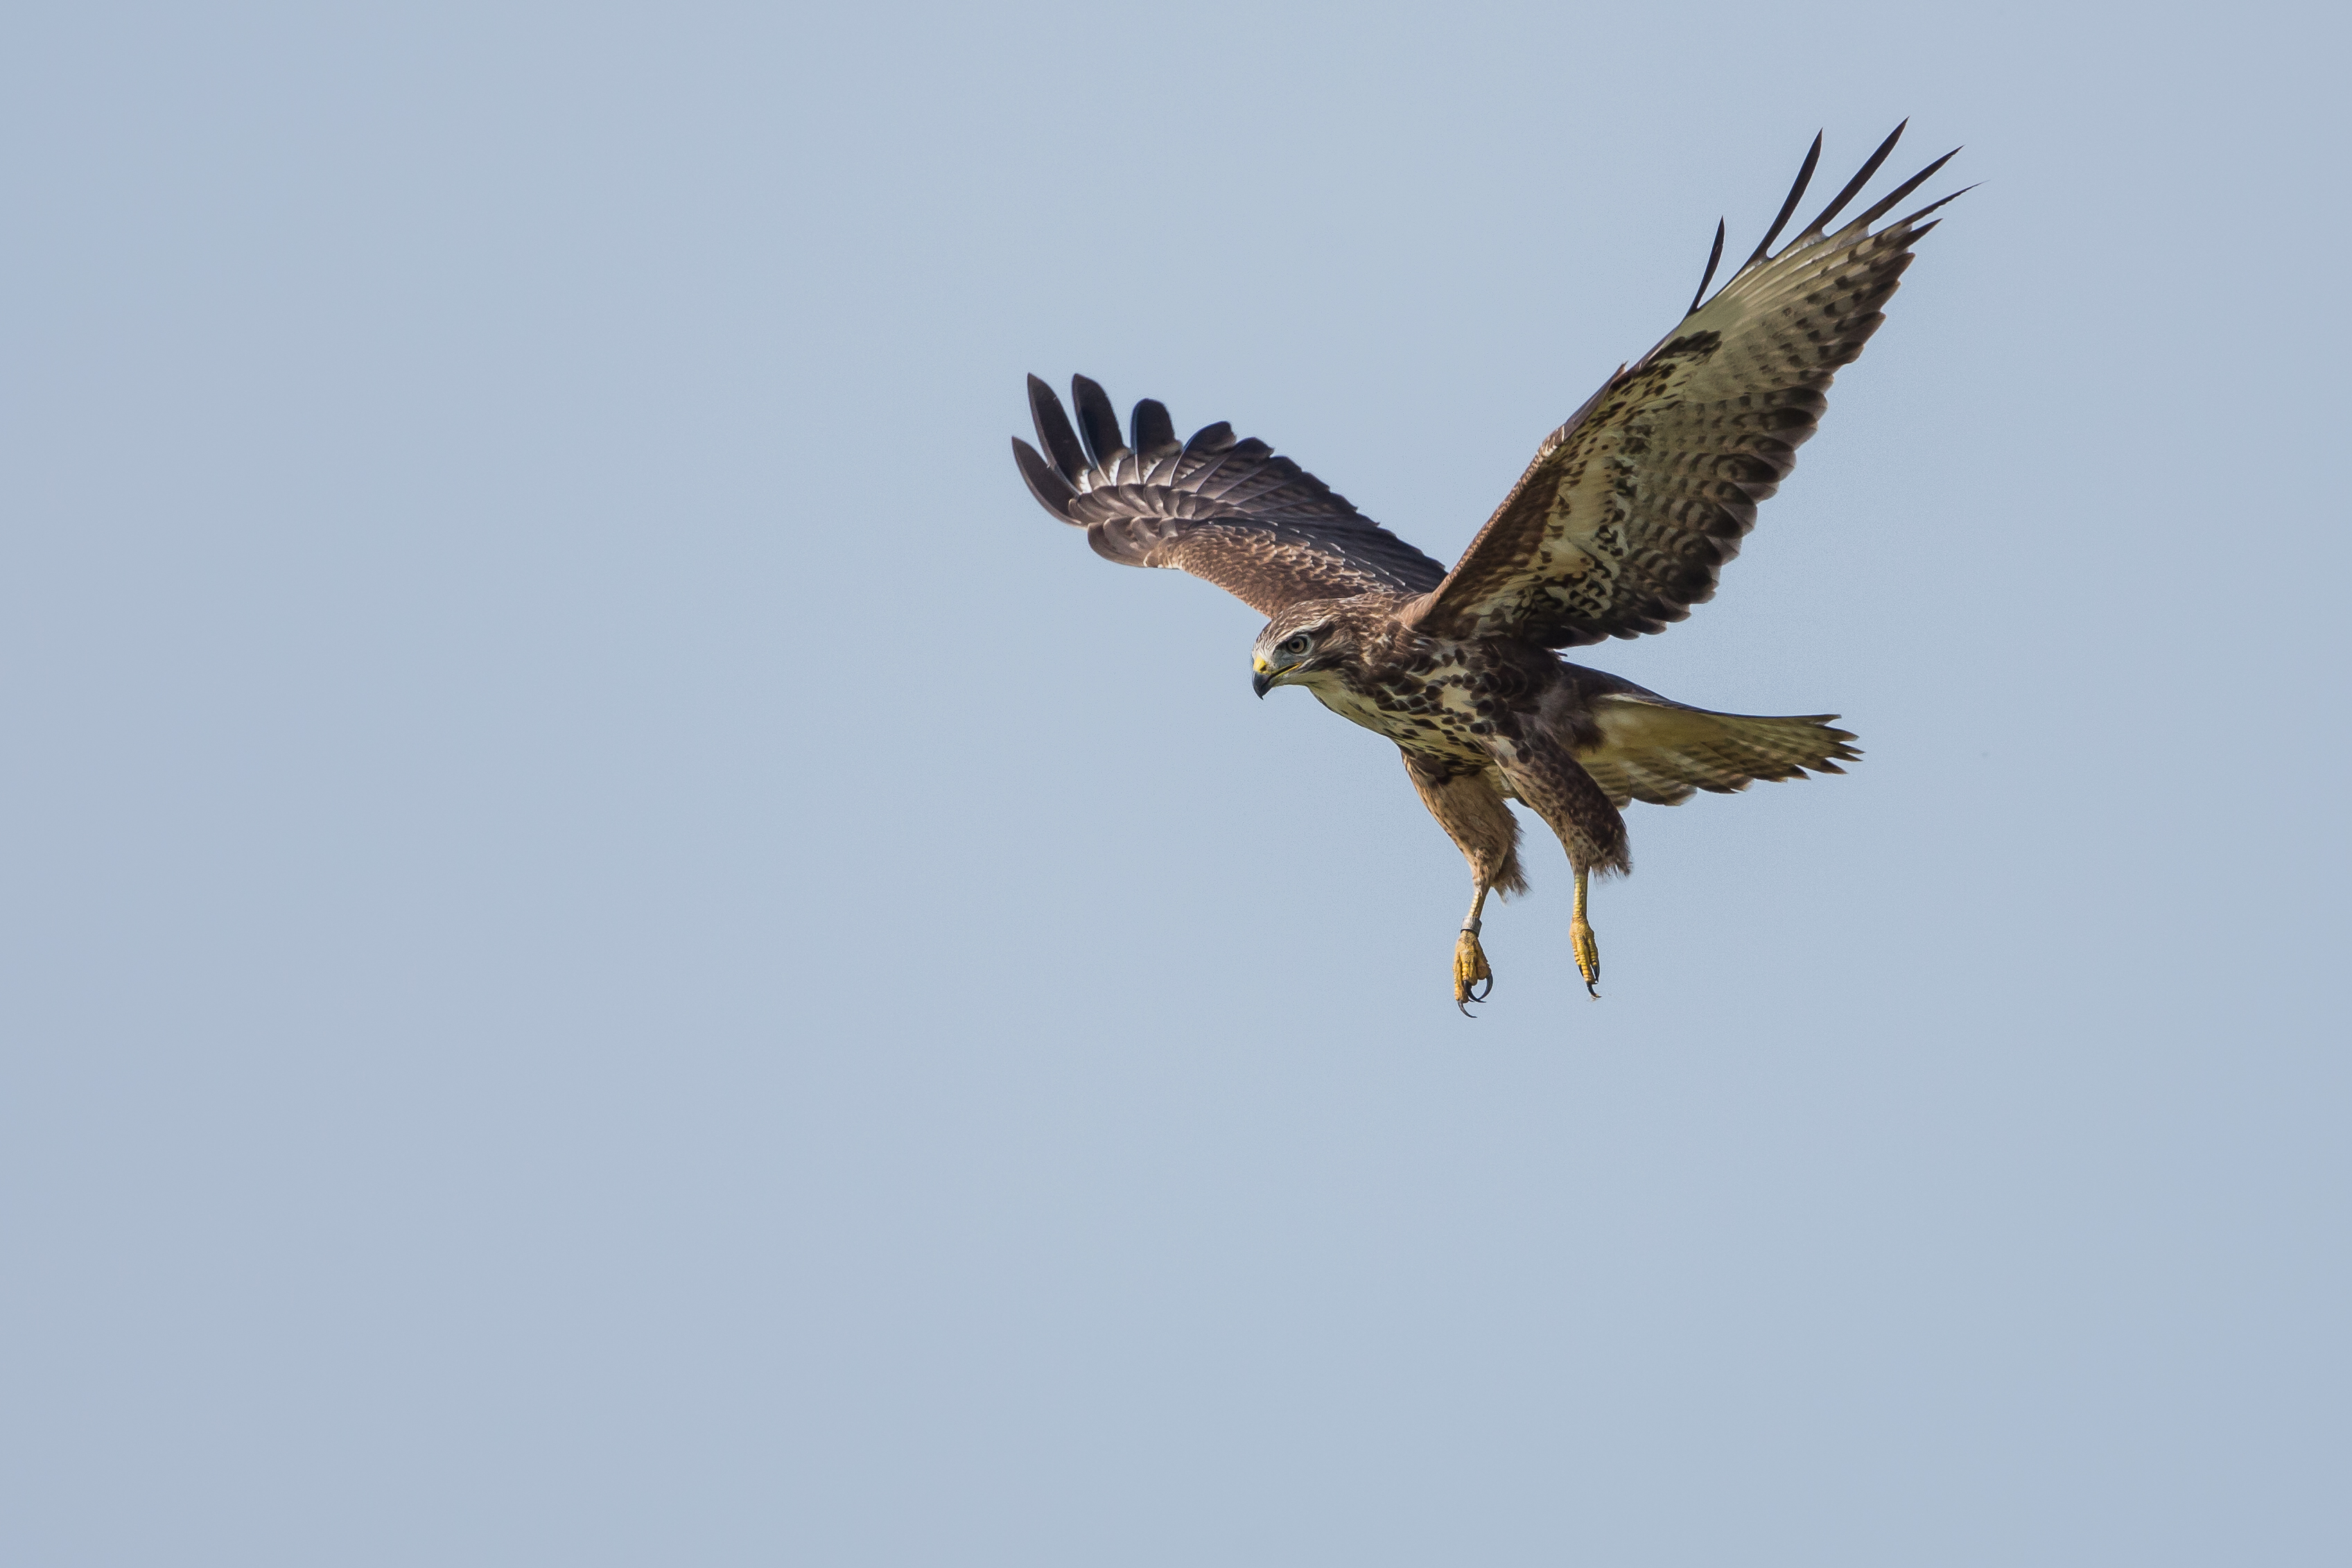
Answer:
[{"left": 1300, "top": 658, "right": 1505, "bottom": 763}]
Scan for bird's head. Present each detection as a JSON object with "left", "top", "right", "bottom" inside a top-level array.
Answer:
[{"left": 1251, "top": 603, "right": 1351, "bottom": 697}]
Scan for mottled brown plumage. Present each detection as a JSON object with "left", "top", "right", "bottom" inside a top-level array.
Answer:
[{"left": 1009, "top": 128, "right": 1956, "bottom": 1008}]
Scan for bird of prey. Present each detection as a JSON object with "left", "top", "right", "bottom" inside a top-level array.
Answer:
[{"left": 1011, "top": 126, "right": 1961, "bottom": 1011}]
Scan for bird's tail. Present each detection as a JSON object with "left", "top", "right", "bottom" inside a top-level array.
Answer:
[{"left": 1569, "top": 692, "right": 1860, "bottom": 809}]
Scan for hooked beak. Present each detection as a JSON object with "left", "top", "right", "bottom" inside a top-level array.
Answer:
[{"left": 1252, "top": 655, "right": 1278, "bottom": 699}]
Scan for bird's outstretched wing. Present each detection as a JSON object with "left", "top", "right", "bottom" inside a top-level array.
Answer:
[
  {"left": 1406, "top": 125, "right": 1965, "bottom": 649},
  {"left": 1013, "top": 375, "right": 1449, "bottom": 617}
]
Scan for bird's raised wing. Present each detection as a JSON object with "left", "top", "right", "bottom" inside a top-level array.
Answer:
[
  {"left": 1406, "top": 126, "right": 1965, "bottom": 649},
  {"left": 1013, "top": 375, "right": 1448, "bottom": 618}
]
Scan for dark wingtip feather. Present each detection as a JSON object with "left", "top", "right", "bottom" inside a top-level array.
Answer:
[
  {"left": 1840, "top": 150, "right": 1962, "bottom": 235},
  {"left": 1688, "top": 218, "right": 1727, "bottom": 316},
  {"left": 1027, "top": 375, "right": 1087, "bottom": 482},
  {"left": 1183, "top": 421, "right": 1235, "bottom": 455},
  {"left": 1070, "top": 375, "right": 1127, "bottom": 469},
  {"left": 1130, "top": 397, "right": 1178, "bottom": 458},
  {"left": 1011, "top": 437, "right": 1081, "bottom": 519},
  {"left": 1744, "top": 132, "right": 1823, "bottom": 266},
  {"left": 1895, "top": 179, "right": 1970, "bottom": 241},
  {"left": 1801, "top": 121, "right": 1908, "bottom": 238}
]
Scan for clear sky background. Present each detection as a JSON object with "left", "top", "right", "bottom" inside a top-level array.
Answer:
[{"left": 4, "top": 2, "right": 2346, "bottom": 1563}]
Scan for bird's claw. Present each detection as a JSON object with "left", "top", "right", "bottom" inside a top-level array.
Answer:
[
  {"left": 1454, "top": 927, "right": 1493, "bottom": 1013},
  {"left": 1570, "top": 915, "right": 1601, "bottom": 999}
]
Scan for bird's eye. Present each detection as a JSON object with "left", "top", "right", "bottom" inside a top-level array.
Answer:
[{"left": 1281, "top": 635, "right": 1311, "bottom": 656}]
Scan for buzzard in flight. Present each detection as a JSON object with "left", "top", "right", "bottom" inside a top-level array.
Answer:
[{"left": 1012, "top": 127, "right": 1961, "bottom": 1010}]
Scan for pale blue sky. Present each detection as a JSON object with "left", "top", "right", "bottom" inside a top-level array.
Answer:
[{"left": 3, "top": 3, "right": 2346, "bottom": 1563}]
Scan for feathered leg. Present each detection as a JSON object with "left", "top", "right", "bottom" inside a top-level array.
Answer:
[
  {"left": 1402, "top": 751, "right": 1526, "bottom": 1013},
  {"left": 1494, "top": 734, "right": 1628, "bottom": 999}
]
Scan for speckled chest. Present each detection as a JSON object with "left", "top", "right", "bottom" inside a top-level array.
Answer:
[{"left": 1300, "top": 641, "right": 1518, "bottom": 763}]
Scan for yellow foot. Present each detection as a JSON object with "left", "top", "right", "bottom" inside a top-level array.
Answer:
[
  {"left": 1454, "top": 925, "right": 1494, "bottom": 1013},
  {"left": 1570, "top": 916, "right": 1601, "bottom": 999}
]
